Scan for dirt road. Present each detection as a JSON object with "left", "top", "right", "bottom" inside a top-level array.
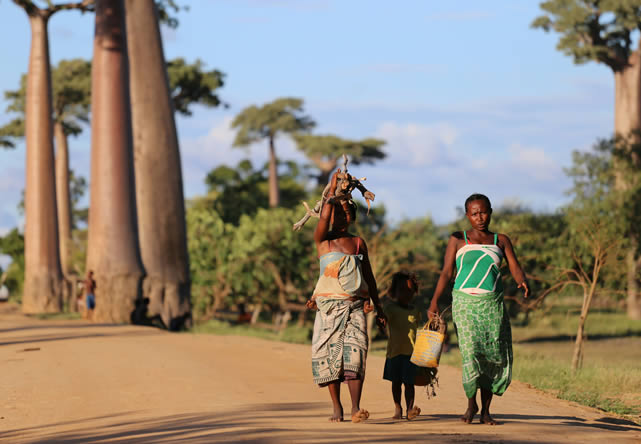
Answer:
[{"left": 1, "top": 305, "right": 639, "bottom": 443}]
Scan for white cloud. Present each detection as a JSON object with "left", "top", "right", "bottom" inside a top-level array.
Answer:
[
  {"left": 375, "top": 121, "right": 458, "bottom": 167},
  {"left": 507, "top": 143, "right": 560, "bottom": 181}
]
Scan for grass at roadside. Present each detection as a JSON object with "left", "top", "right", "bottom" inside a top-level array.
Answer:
[
  {"left": 511, "top": 310, "right": 641, "bottom": 342},
  {"left": 34, "top": 312, "right": 82, "bottom": 321}
]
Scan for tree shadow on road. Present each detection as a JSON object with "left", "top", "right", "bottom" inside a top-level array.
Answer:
[
  {"left": 1, "top": 403, "right": 636, "bottom": 444},
  {"left": 418, "top": 413, "right": 641, "bottom": 432}
]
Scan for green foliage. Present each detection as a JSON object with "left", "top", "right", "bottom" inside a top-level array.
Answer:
[
  {"left": 187, "top": 206, "right": 235, "bottom": 316},
  {"left": 52, "top": 59, "right": 92, "bottom": 136},
  {"left": 187, "top": 204, "right": 318, "bottom": 318},
  {"left": 156, "top": 0, "right": 188, "bottom": 29},
  {"left": 293, "top": 133, "right": 386, "bottom": 184},
  {"left": 0, "top": 229, "right": 25, "bottom": 301},
  {"left": 562, "top": 137, "right": 632, "bottom": 294},
  {"left": 167, "top": 58, "right": 226, "bottom": 115},
  {"left": 532, "top": 0, "right": 641, "bottom": 69},
  {"left": 197, "top": 159, "right": 309, "bottom": 225},
  {"left": 69, "top": 169, "right": 88, "bottom": 228},
  {"left": 0, "top": 58, "right": 91, "bottom": 143},
  {"left": 231, "top": 97, "right": 315, "bottom": 147}
]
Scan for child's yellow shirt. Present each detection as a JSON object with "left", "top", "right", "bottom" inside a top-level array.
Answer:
[{"left": 384, "top": 301, "right": 421, "bottom": 358}]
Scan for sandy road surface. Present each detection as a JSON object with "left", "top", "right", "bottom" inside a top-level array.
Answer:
[{"left": 0, "top": 305, "right": 640, "bottom": 443}]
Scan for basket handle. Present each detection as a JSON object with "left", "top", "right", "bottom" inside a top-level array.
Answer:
[{"left": 422, "top": 305, "right": 451, "bottom": 331}]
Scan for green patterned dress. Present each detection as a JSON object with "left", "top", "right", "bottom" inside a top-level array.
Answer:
[{"left": 452, "top": 231, "right": 512, "bottom": 398}]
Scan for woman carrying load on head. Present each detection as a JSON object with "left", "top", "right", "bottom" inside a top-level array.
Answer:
[
  {"left": 306, "top": 169, "right": 387, "bottom": 423},
  {"left": 428, "top": 194, "right": 529, "bottom": 425}
]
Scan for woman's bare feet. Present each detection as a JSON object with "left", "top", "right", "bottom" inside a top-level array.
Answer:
[
  {"left": 480, "top": 411, "right": 497, "bottom": 425},
  {"left": 392, "top": 405, "right": 403, "bottom": 420},
  {"left": 351, "top": 408, "right": 369, "bottom": 423},
  {"left": 407, "top": 405, "right": 421, "bottom": 421},
  {"left": 329, "top": 406, "right": 344, "bottom": 422},
  {"left": 461, "top": 398, "right": 478, "bottom": 424}
]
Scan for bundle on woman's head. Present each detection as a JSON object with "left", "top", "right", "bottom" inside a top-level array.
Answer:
[{"left": 292, "top": 154, "right": 376, "bottom": 231}]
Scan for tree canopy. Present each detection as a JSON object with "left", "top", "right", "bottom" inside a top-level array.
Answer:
[
  {"left": 0, "top": 58, "right": 91, "bottom": 145},
  {"left": 532, "top": 0, "right": 641, "bottom": 71},
  {"left": 167, "top": 58, "right": 226, "bottom": 115},
  {"left": 231, "top": 97, "right": 315, "bottom": 147},
  {"left": 194, "top": 159, "right": 309, "bottom": 225}
]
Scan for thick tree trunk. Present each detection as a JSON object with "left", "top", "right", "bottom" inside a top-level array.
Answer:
[
  {"left": 268, "top": 135, "right": 280, "bottom": 207},
  {"left": 22, "top": 13, "right": 63, "bottom": 313},
  {"left": 614, "top": 56, "right": 641, "bottom": 321},
  {"left": 86, "top": 0, "right": 143, "bottom": 323},
  {"left": 125, "top": 0, "right": 191, "bottom": 330},
  {"left": 54, "top": 121, "right": 73, "bottom": 278}
]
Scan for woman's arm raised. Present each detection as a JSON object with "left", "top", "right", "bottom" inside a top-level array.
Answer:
[{"left": 313, "top": 170, "right": 340, "bottom": 246}]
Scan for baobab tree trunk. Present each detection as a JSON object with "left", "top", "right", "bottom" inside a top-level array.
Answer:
[
  {"left": 22, "top": 13, "right": 63, "bottom": 313},
  {"left": 54, "top": 121, "right": 74, "bottom": 309},
  {"left": 86, "top": 0, "right": 143, "bottom": 323},
  {"left": 614, "top": 52, "right": 641, "bottom": 321},
  {"left": 54, "top": 121, "right": 73, "bottom": 278},
  {"left": 268, "top": 135, "right": 280, "bottom": 207},
  {"left": 125, "top": 0, "right": 191, "bottom": 330}
]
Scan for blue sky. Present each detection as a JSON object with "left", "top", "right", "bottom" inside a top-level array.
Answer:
[{"left": 0, "top": 0, "right": 615, "bottom": 234}]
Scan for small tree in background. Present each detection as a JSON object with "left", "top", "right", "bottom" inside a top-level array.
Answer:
[
  {"left": 293, "top": 134, "right": 386, "bottom": 186},
  {"left": 560, "top": 138, "right": 630, "bottom": 370},
  {"left": 231, "top": 98, "right": 315, "bottom": 208},
  {"left": 532, "top": 0, "right": 641, "bottom": 319},
  {"left": 200, "top": 159, "right": 309, "bottom": 225}
]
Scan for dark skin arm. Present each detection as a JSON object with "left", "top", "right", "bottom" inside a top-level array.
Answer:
[
  {"left": 359, "top": 238, "right": 387, "bottom": 332},
  {"left": 313, "top": 171, "right": 339, "bottom": 250},
  {"left": 428, "top": 233, "right": 462, "bottom": 318},
  {"left": 498, "top": 234, "right": 529, "bottom": 298}
]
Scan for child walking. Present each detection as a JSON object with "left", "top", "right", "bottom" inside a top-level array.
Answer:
[{"left": 383, "top": 271, "right": 422, "bottom": 420}]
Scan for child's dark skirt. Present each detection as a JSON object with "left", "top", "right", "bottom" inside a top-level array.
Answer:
[{"left": 383, "top": 354, "right": 418, "bottom": 385}]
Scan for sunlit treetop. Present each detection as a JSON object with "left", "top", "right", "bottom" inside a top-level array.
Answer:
[
  {"left": 231, "top": 98, "right": 316, "bottom": 146},
  {"left": 532, "top": 0, "right": 641, "bottom": 71}
]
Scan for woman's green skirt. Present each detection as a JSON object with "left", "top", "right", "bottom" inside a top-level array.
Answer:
[{"left": 452, "top": 289, "right": 513, "bottom": 398}]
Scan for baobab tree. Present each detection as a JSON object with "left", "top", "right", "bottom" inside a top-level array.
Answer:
[
  {"left": 125, "top": 0, "right": 196, "bottom": 329},
  {"left": 86, "top": 0, "right": 143, "bottom": 322},
  {"left": 0, "top": 59, "right": 91, "bottom": 284},
  {"left": 533, "top": 1, "right": 641, "bottom": 319},
  {"left": 293, "top": 134, "right": 386, "bottom": 186},
  {"left": 232, "top": 98, "right": 315, "bottom": 207},
  {"left": 11, "top": 0, "right": 93, "bottom": 313}
]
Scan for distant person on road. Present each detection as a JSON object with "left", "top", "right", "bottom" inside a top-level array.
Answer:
[
  {"left": 84, "top": 270, "right": 97, "bottom": 320},
  {"left": 383, "top": 271, "right": 422, "bottom": 421},
  {"left": 306, "top": 169, "right": 387, "bottom": 423},
  {"left": 428, "top": 194, "right": 529, "bottom": 425}
]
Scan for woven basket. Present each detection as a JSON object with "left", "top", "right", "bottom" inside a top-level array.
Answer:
[{"left": 410, "top": 313, "right": 446, "bottom": 368}]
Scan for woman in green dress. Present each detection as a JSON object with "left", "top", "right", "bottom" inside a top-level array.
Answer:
[{"left": 428, "top": 194, "right": 529, "bottom": 425}]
